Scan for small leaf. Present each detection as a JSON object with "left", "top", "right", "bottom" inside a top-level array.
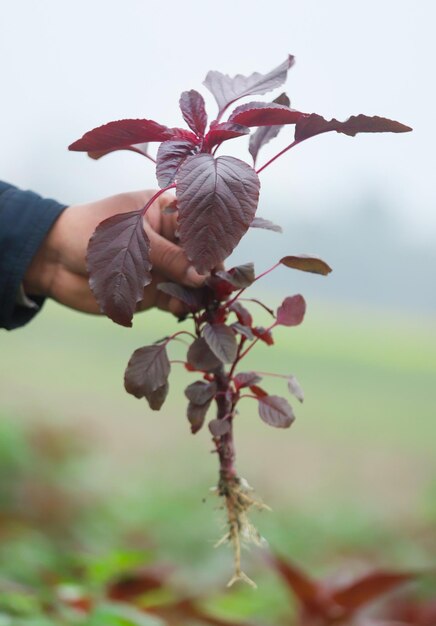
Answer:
[
  {"left": 234, "top": 372, "right": 262, "bottom": 390},
  {"left": 187, "top": 337, "right": 222, "bottom": 372},
  {"left": 220, "top": 263, "right": 255, "bottom": 289},
  {"left": 209, "top": 419, "right": 231, "bottom": 437},
  {"left": 177, "top": 154, "right": 260, "bottom": 273},
  {"left": 231, "top": 323, "right": 254, "bottom": 340},
  {"left": 258, "top": 395, "right": 295, "bottom": 428},
  {"left": 157, "top": 282, "right": 206, "bottom": 310},
  {"left": 203, "top": 323, "right": 238, "bottom": 363},
  {"left": 185, "top": 381, "right": 217, "bottom": 405},
  {"left": 187, "top": 400, "right": 212, "bottom": 434},
  {"left": 249, "top": 93, "right": 291, "bottom": 164},
  {"left": 229, "top": 302, "right": 253, "bottom": 327},
  {"left": 179, "top": 90, "right": 208, "bottom": 137},
  {"left": 253, "top": 326, "right": 274, "bottom": 345},
  {"left": 229, "top": 101, "right": 303, "bottom": 127},
  {"left": 250, "top": 217, "right": 283, "bottom": 233},
  {"left": 156, "top": 139, "right": 199, "bottom": 187},
  {"left": 276, "top": 295, "right": 306, "bottom": 327},
  {"left": 295, "top": 113, "right": 412, "bottom": 143},
  {"left": 87, "top": 211, "right": 151, "bottom": 327},
  {"left": 69, "top": 119, "right": 173, "bottom": 152},
  {"left": 287, "top": 375, "right": 304, "bottom": 403},
  {"left": 280, "top": 254, "right": 332, "bottom": 275},
  {"left": 250, "top": 385, "right": 268, "bottom": 398},
  {"left": 332, "top": 571, "right": 417, "bottom": 613},
  {"left": 202, "top": 122, "right": 249, "bottom": 151},
  {"left": 203, "top": 55, "right": 295, "bottom": 115},
  {"left": 124, "top": 344, "right": 170, "bottom": 400},
  {"left": 147, "top": 382, "right": 169, "bottom": 411}
]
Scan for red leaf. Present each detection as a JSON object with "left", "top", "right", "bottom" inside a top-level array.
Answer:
[
  {"left": 124, "top": 344, "right": 170, "bottom": 406},
  {"left": 157, "top": 282, "right": 206, "bottom": 310},
  {"left": 156, "top": 139, "right": 199, "bottom": 187},
  {"left": 253, "top": 326, "right": 274, "bottom": 345},
  {"left": 169, "top": 127, "right": 200, "bottom": 142},
  {"left": 250, "top": 217, "right": 283, "bottom": 233},
  {"left": 87, "top": 211, "right": 151, "bottom": 327},
  {"left": 107, "top": 565, "right": 170, "bottom": 601},
  {"left": 69, "top": 118, "right": 173, "bottom": 152},
  {"left": 185, "top": 380, "right": 217, "bottom": 405},
  {"left": 179, "top": 90, "right": 208, "bottom": 137},
  {"left": 187, "top": 337, "right": 222, "bottom": 372},
  {"left": 203, "top": 55, "right": 295, "bottom": 115},
  {"left": 332, "top": 571, "right": 417, "bottom": 613},
  {"left": 203, "top": 323, "right": 238, "bottom": 364},
  {"left": 176, "top": 154, "right": 260, "bottom": 273},
  {"left": 276, "top": 295, "right": 306, "bottom": 327},
  {"left": 187, "top": 400, "right": 212, "bottom": 434},
  {"left": 258, "top": 395, "right": 295, "bottom": 428},
  {"left": 295, "top": 113, "right": 412, "bottom": 142},
  {"left": 88, "top": 142, "right": 150, "bottom": 160},
  {"left": 249, "top": 92, "right": 291, "bottom": 164},
  {"left": 209, "top": 418, "right": 231, "bottom": 437},
  {"left": 280, "top": 254, "right": 332, "bottom": 275},
  {"left": 229, "top": 302, "right": 253, "bottom": 327},
  {"left": 250, "top": 384, "right": 268, "bottom": 399},
  {"left": 203, "top": 121, "right": 250, "bottom": 151},
  {"left": 216, "top": 263, "right": 255, "bottom": 289},
  {"left": 234, "top": 372, "right": 262, "bottom": 390},
  {"left": 229, "top": 101, "right": 303, "bottom": 127}
]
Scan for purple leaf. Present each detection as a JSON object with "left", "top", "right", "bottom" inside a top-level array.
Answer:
[
  {"left": 176, "top": 154, "right": 260, "bottom": 273},
  {"left": 209, "top": 419, "right": 231, "bottom": 437},
  {"left": 332, "top": 571, "right": 416, "bottom": 612},
  {"left": 187, "top": 400, "right": 212, "bottom": 434},
  {"left": 179, "top": 90, "right": 208, "bottom": 137},
  {"left": 216, "top": 263, "right": 255, "bottom": 289},
  {"left": 280, "top": 254, "right": 332, "bottom": 276},
  {"left": 147, "top": 382, "right": 169, "bottom": 411},
  {"left": 234, "top": 372, "right": 262, "bottom": 390},
  {"left": 88, "top": 142, "right": 151, "bottom": 161},
  {"left": 287, "top": 375, "right": 304, "bottom": 403},
  {"left": 258, "top": 395, "right": 295, "bottom": 428},
  {"left": 229, "top": 101, "right": 303, "bottom": 127},
  {"left": 250, "top": 217, "right": 283, "bottom": 233},
  {"left": 229, "top": 302, "right": 253, "bottom": 327},
  {"left": 203, "top": 55, "right": 295, "bottom": 115},
  {"left": 249, "top": 93, "right": 290, "bottom": 164},
  {"left": 231, "top": 323, "right": 254, "bottom": 340},
  {"left": 87, "top": 210, "right": 151, "bottom": 327},
  {"left": 203, "top": 122, "right": 249, "bottom": 151},
  {"left": 276, "top": 295, "right": 306, "bottom": 327},
  {"left": 185, "top": 380, "right": 217, "bottom": 405},
  {"left": 295, "top": 113, "right": 412, "bottom": 142},
  {"left": 187, "top": 337, "right": 222, "bottom": 372},
  {"left": 156, "top": 139, "right": 199, "bottom": 187},
  {"left": 157, "top": 283, "right": 206, "bottom": 310},
  {"left": 203, "top": 323, "right": 238, "bottom": 364},
  {"left": 124, "top": 344, "right": 170, "bottom": 401},
  {"left": 69, "top": 119, "right": 173, "bottom": 153}
]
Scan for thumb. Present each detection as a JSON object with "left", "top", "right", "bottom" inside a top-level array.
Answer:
[{"left": 146, "top": 227, "right": 205, "bottom": 288}]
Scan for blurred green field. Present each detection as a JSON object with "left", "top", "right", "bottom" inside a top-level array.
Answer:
[
  {"left": 0, "top": 296, "right": 435, "bottom": 596},
  {"left": 0, "top": 296, "right": 436, "bottom": 617}
]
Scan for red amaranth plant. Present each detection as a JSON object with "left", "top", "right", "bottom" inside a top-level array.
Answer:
[{"left": 69, "top": 55, "right": 411, "bottom": 585}]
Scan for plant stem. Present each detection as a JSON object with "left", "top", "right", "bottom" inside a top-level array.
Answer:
[
  {"left": 256, "top": 140, "right": 299, "bottom": 174},
  {"left": 214, "top": 368, "right": 236, "bottom": 482},
  {"left": 141, "top": 184, "right": 176, "bottom": 216}
]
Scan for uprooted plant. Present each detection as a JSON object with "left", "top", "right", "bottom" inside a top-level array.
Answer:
[{"left": 69, "top": 55, "right": 411, "bottom": 586}]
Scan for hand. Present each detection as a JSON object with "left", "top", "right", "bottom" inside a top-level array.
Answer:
[{"left": 23, "top": 190, "right": 204, "bottom": 317}]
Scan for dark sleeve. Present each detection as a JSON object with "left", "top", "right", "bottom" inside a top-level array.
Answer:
[{"left": 0, "top": 181, "right": 67, "bottom": 330}]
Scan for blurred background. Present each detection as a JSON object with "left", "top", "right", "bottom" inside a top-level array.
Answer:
[{"left": 0, "top": 1, "right": 435, "bottom": 623}]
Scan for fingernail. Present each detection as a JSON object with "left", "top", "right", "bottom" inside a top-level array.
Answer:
[{"left": 186, "top": 266, "right": 204, "bottom": 286}]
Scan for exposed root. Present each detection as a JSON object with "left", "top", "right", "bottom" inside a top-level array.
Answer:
[{"left": 214, "top": 474, "right": 269, "bottom": 587}]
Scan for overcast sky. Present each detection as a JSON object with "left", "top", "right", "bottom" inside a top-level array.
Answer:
[{"left": 1, "top": 0, "right": 434, "bottom": 241}]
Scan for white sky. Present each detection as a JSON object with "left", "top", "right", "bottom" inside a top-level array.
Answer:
[{"left": 0, "top": 0, "right": 434, "bottom": 241}]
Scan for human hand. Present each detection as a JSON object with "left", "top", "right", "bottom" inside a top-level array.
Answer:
[{"left": 23, "top": 190, "right": 204, "bottom": 317}]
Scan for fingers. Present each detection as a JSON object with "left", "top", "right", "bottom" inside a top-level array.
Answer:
[{"left": 144, "top": 223, "right": 204, "bottom": 288}]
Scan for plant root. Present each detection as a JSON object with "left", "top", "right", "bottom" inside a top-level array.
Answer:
[{"left": 214, "top": 474, "right": 270, "bottom": 588}]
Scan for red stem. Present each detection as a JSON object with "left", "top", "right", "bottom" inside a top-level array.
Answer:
[
  {"left": 141, "top": 184, "right": 176, "bottom": 216},
  {"left": 256, "top": 140, "right": 299, "bottom": 175}
]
